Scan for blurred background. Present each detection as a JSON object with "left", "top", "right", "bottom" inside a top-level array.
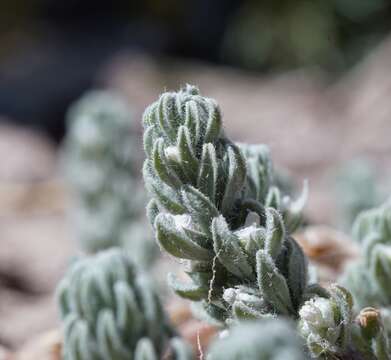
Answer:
[{"left": 1, "top": 0, "right": 391, "bottom": 355}]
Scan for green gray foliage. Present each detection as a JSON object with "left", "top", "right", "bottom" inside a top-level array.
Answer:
[
  {"left": 342, "top": 199, "right": 391, "bottom": 309},
  {"left": 207, "top": 319, "right": 308, "bottom": 360},
  {"left": 57, "top": 248, "right": 193, "bottom": 360},
  {"left": 299, "top": 286, "right": 391, "bottom": 359},
  {"left": 299, "top": 285, "right": 354, "bottom": 358},
  {"left": 142, "top": 84, "right": 308, "bottom": 323},
  {"left": 141, "top": 85, "right": 391, "bottom": 359},
  {"left": 63, "top": 91, "right": 156, "bottom": 265},
  {"left": 335, "top": 159, "right": 381, "bottom": 228}
]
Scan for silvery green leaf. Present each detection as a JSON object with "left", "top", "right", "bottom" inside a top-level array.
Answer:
[
  {"left": 212, "top": 216, "right": 254, "bottom": 280},
  {"left": 114, "top": 281, "right": 143, "bottom": 338},
  {"left": 303, "top": 284, "right": 330, "bottom": 301},
  {"left": 240, "top": 143, "right": 273, "bottom": 203},
  {"left": 169, "top": 337, "right": 194, "bottom": 360},
  {"left": 265, "top": 186, "right": 281, "bottom": 210},
  {"left": 155, "top": 214, "right": 212, "bottom": 261},
  {"left": 146, "top": 199, "right": 160, "bottom": 228},
  {"left": 182, "top": 226, "right": 210, "bottom": 249},
  {"left": 143, "top": 161, "right": 186, "bottom": 215},
  {"left": 134, "top": 338, "right": 158, "bottom": 360},
  {"left": 232, "top": 301, "right": 262, "bottom": 320},
  {"left": 96, "top": 310, "right": 129, "bottom": 359},
  {"left": 234, "top": 223, "right": 266, "bottom": 255},
  {"left": 192, "top": 301, "right": 227, "bottom": 325},
  {"left": 264, "top": 207, "right": 285, "bottom": 259},
  {"left": 184, "top": 100, "right": 201, "bottom": 145},
  {"left": 152, "top": 138, "right": 181, "bottom": 188},
  {"left": 142, "top": 102, "right": 157, "bottom": 127},
  {"left": 156, "top": 93, "right": 177, "bottom": 143},
  {"left": 143, "top": 125, "right": 156, "bottom": 158},
  {"left": 285, "top": 238, "right": 307, "bottom": 310},
  {"left": 221, "top": 145, "right": 247, "bottom": 216},
  {"left": 256, "top": 250, "right": 294, "bottom": 315},
  {"left": 64, "top": 317, "right": 96, "bottom": 360},
  {"left": 181, "top": 185, "right": 219, "bottom": 234},
  {"left": 168, "top": 273, "right": 209, "bottom": 301},
  {"left": 283, "top": 180, "right": 308, "bottom": 232},
  {"left": 204, "top": 99, "right": 222, "bottom": 143},
  {"left": 57, "top": 279, "right": 71, "bottom": 318},
  {"left": 207, "top": 319, "right": 307, "bottom": 360},
  {"left": 177, "top": 126, "right": 199, "bottom": 181},
  {"left": 197, "top": 143, "right": 218, "bottom": 203},
  {"left": 79, "top": 270, "right": 106, "bottom": 323},
  {"left": 329, "top": 285, "right": 353, "bottom": 350},
  {"left": 352, "top": 199, "right": 391, "bottom": 245},
  {"left": 371, "top": 244, "right": 391, "bottom": 300}
]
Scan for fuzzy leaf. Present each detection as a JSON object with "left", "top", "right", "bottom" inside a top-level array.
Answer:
[
  {"left": 221, "top": 145, "right": 247, "bottom": 216},
  {"left": 184, "top": 100, "right": 201, "bottom": 146},
  {"left": 146, "top": 199, "right": 160, "bottom": 228},
  {"left": 143, "top": 125, "right": 156, "bottom": 158},
  {"left": 177, "top": 126, "right": 199, "bottom": 181},
  {"left": 330, "top": 285, "right": 353, "bottom": 350},
  {"left": 114, "top": 282, "right": 143, "bottom": 339},
  {"left": 256, "top": 250, "right": 294, "bottom": 315},
  {"left": 182, "top": 226, "right": 210, "bottom": 249},
  {"left": 152, "top": 138, "right": 181, "bottom": 188},
  {"left": 181, "top": 185, "right": 219, "bottom": 234},
  {"left": 134, "top": 338, "right": 158, "bottom": 360},
  {"left": 212, "top": 216, "right": 254, "bottom": 280},
  {"left": 285, "top": 238, "right": 307, "bottom": 310},
  {"left": 265, "top": 186, "right": 281, "bottom": 210},
  {"left": 155, "top": 214, "right": 212, "bottom": 261},
  {"left": 264, "top": 208, "right": 285, "bottom": 259},
  {"left": 231, "top": 302, "right": 271, "bottom": 321},
  {"left": 96, "top": 310, "right": 129, "bottom": 359},
  {"left": 197, "top": 143, "right": 218, "bottom": 203},
  {"left": 168, "top": 273, "right": 209, "bottom": 301},
  {"left": 204, "top": 100, "right": 222, "bottom": 143},
  {"left": 371, "top": 245, "right": 391, "bottom": 300},
  {"left": 156, "top": 93, "right": 176, "bottom": 143},
  {"left": 143, "top": 161, "right": 186, "bottom": 215}
]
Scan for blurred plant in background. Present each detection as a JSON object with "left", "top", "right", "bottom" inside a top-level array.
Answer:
[
  {"left": 342, "top": 199, "right": 391, "bottom": 310},
  {"left": 63, "top": 91, "right": 157, "bottom": 267},
  {"left": 57, "top": 248, "right": 193, "bottom": 360},
  {"left": 222, "top": 0, "right": 391, "bottom": 72},
  {"left": 335, "top": 158, "right": 382, "bottom": 229},
  {"left": 207, "top": 319, "right": 307, "bottom": 359}
]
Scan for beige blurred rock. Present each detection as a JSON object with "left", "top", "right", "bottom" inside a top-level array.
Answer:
[
  {"left": 167, "top": 299, "right": 193, "bottom": 327},
  {"left": 0, "top": 123, "right": 56, "bottom": 182},
  {"left": 166, "top": 298, "right": 217, "bottom": 353},
  {"left": 296, "top": 225, "right": 359, "bottom": 283},
  {"left": 0, "top": 290, "right": 59, "bottom": 349},
  {"left": 13, "top": 330, "right": 61, "bottom": 360},
  {"left": 0, "top": 214, "right": 75, "bottom": 294},
  {"left": 0, "top": 180, "right": 68, "bottom": 217},
  {"left": 0, "top": 213, "right": 75, "bottom": 347},
  {"left": 0, "top": 345, "right": 12, "bottom": 360},
  {"left": 178, "top": 320, "right": 217, "bottom": 357}
]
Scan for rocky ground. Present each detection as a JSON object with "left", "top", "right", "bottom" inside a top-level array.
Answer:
[{"left": 1, "top": 35, "right": 391, "bottom": 357}]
